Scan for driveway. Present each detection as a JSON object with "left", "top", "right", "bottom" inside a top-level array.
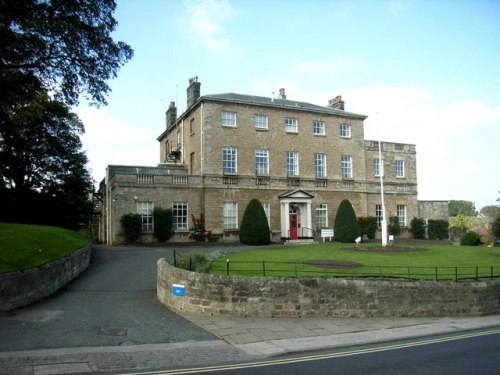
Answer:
[{"left": 0, "top": 245, "right": 218, "bottom": 351}]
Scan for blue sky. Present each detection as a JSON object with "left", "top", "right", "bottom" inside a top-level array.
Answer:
[{"left": 77, "top": 0, "right": 500, "bottom": 210}]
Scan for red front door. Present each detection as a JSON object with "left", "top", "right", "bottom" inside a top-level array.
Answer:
[{"left": 289, "top": 214, "right": 298, "bottom": 239}]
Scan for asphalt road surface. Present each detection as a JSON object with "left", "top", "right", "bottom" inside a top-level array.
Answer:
[{"left": 0, "top": 245, "right": 217, "bottom": 351}]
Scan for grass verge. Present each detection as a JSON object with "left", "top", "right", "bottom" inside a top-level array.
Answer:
[
  {"left": 0, "top": 223, "right": 88, "bottom": 274},
  {"left": 210, "top": 243, "right": 500, "bottom": 280}
]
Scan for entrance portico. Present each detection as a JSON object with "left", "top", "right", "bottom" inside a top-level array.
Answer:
[{"left": 278, "top": 190, "right": 314, "bottom": 240}]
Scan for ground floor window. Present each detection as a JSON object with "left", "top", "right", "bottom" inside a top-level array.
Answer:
[
  {"left": 316, "top": 203, "right": 328, "bottom": 228},
  {"left": 137, "top": 201, "right": 154, "bottom": 231},
  {"left": 262, "top": 202, "right": 271, "bottom": 226},
  {"left": 375, "top": 204, "right": 382, "bottom": 227},
  {"left": 172, "top": 202, "right": 188, "bottom": 230},
  {"left": 223, "top": 202, "right": 238, "bottom": 229},
  {"left": 397, "top": 205, "right": 406, "bottom": 227}
]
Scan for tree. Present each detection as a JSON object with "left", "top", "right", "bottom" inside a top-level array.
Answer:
[
  {"left": 480, "top": 205, "right": 500, "bottom": 220},
  {"left": 239, "top": 198, "right": 270, "bottom": 245},
  {"left": 0, "top": 0, "right": 133, "bottom": 106},
  {"left": 334, "top": 199, "right": 360, "bottom": 243},
  {"left": 357, "top": 216, "right": 377, "bottom": 239},
  {"left": 449, "top": 200, "right": 477, "bottom": 217},
  {"left": 410, "top": 217, "right": 426, "bottom": 239},
  {"left": 0, "top": 87, "right": 93, "bottom": 228},
  {"left": 492, "top": 214, "right": 500, "bottom": 239},
  {"left": 388, "top": 216, "right": 401, "bottom": 236},
  {"left": 153, "top": 207, "right": 173, "bottom": 242},
  {"left": 120, "top": 213, "right": 142, "bottom": 243}
]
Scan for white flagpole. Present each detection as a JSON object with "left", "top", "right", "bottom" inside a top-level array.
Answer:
[{"left": 378, "top": 140, "right": 388, "bottom": 247}]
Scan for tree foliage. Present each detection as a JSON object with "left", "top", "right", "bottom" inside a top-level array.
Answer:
[
  {"left": 427, "top": 219, "right": 449, "bottom": 240},
  {"left": 460, "top": 231, "right": 482, "bottom": 246},
  {"left": 449, "top": 200, "right": 477, "bottom": 217},
  {"left": 480, "top": 205, "right": 500, "bottom": 220},
  {"left": 334, "top": 199, "right": 360, "bottom": 243},
  {"left": 120, "top": 213, "right": 142, "bottom": 243},
  {"left": 492, "top": 214, "right": 500, "bottom": 239},
  {"left": 153, "top": 207, "right": 173, "bottom": 242},
  {"left": 388, "top": 216, "right": 401, "bottom": 236},
  {"left": 410, "top": 217, "right": 427, "bottom": 239},
  {"left": 239, "top": 198, "right": 270, "bottom": 245},
  {"left": 357, "top": 216, "right": 377, "bottom": 239},
  {"left": 0, "top": 0, "right": 133, "bottom": 106}
]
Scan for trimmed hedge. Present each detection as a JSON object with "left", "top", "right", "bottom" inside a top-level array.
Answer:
[
  {"left": 460, "top": 231, "right": 482, "bottom": 246},
  {"left": 334, "top": 199, "right": 360, "bottom": 243},
  {"left": 239, "top": 198, "right": 271, "bottom": 245},
  {"left": 120, "top": 213, "right": 142, "bottom": 242},
  {"left": 358, "top": 216, "right": 377, "bottom": 239},
  {"left": 428, "top": 219, "right": 449, "bottom": 240},
  {"left": 410, "top": 217, "right": 427, "bottom": 239},
  {"left": 153, "top": 207, "right": 173, "bottom": 242}
]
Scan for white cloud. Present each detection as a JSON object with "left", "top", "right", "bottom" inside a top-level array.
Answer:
[
  {"left": 184, "top": 0, "right": 235, "bottom": 54},
  {"left": 77, "top": 108, "right": 157, "bottom": 183}
]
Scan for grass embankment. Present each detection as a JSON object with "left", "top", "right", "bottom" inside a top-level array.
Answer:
[
  {"left": 0, "top": 223, "right": 88, "bottom": 274},
  {"left": 210, "top": 243, "right": 500, "bottom": 280}
]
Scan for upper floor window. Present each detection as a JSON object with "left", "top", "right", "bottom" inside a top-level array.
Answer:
[
  {"left": 222, "top": 147, "right": 237, "bottom": 174},
  {"left": 189, "top": 118, "right": 195, "bottom": 135},
  {"left": 172, "top": 202, "right": 188, "bottom": 230},
  {"left": 286, "top": 151, "right": 299, "bottom": 176},
  {"left": 396, "top": 160, "right": 405, "bottom": 178},
  {"left": 340, "top": 123, "right": 351, "bottom": 138},
  {"left": 285, "top": 118, "right": 298, "bottom": 133},
  {"left": 255, "top": 149, "right": 269, "bottom": 175},
  {"left": 223, "top": 202, "right": 238, "bottom": 229},
  {"left": 313, "top": 120, "right": 325, "bottom": 135},
  {"left": 221, "top": 111, "right": 236, "bottom": 127},
  {"left": 137, "top": 201, "right": 154, "bottom": 231},
  {"left": 341, "top": 155, "right": 352, "bottom": 178},
  {"left": 314, "top": 153, "right": 327, "bottom": 178},
  {"left": 254, "top": 114, "right": 268, "bottom": 130},
  {"left": 373, "top": 158, "right": 381, "bottom": 177}
]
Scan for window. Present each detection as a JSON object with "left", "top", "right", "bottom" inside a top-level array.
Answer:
[
  {"left": 286, "top": 151, "right": 299, "bottom": 176},
  {"left": 137, "top": 201, "right": 153, "bottom": 231},
  {"left": 396, "top": 160, "right": 405, "bottom": 178},
  {"left": 313, "top": 120, "right": 325, "bottom": 135},
  {"left": 221, "top": 111, "right": 236, "bottom": 127},
  {"left": 255, "top": 149, "right": 269, "bottom": 175},
  {"left": 340, "top": 124, "right": 351, "bottom": 138},
  {"left": 341, "top": 155, "right": 352, "bottom": 178},
  {"left": 285, "top": 118, "right": 298, "bottom": 132},
  {"left": 262, "top": 202, "right": 271, "bottom": 226},
  {"left": 397, "top": 205, "right": 406, "bottom": 227},
  {"left": 190, "top": 118, "right": 195, "bottom": 135},
  {"left": 223, "top": 202, "right": 238, "bottom": 229},
  {"left": 172, "top": 202, "right": 188, "bottom": 230},
  {"left": 254, "top": 114, "right": 268, "bottom": 130},
  {"left": 373, "top": 158, "right": 380, "bottom": 177},
  {"left": 314, "top": 153, "right": 327, "bottom": 178},
  {"left": 222, "top": 147, "right": 237, "bottom": 174},
  {"left": 316, "top": 204, "right": 328, "bottom": 229},
  {"left": 375, "top": 204, "right": 383, "bottom": 227}
]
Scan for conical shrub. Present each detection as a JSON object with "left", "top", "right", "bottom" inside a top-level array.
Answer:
[
  {"left": 239, "top": 198, "right": 271, "bottom": 245},
  {"left": 334, "top": 199, "right": 360, "bottom": 243}
]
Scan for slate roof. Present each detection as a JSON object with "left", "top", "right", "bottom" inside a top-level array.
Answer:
[{"left": 202, "top": 92, "right": 367, "bottom": 119}]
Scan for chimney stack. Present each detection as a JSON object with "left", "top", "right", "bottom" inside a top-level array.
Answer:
[
  {"left": 328, "top": 95, "right": 345, "bottom": 110},
  {"left": 186, "top": 76, "right": 201, "bottom": 108},
  {"left": 278, "top": 88, "right": 286, "bottom": 100},
  {"left": 165, "top": 101, "right": 177, "bottom": 129}
]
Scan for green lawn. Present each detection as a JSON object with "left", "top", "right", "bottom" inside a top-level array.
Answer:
[
  {"left": 0, "top": 223, "right": 88, "bottom": 274},
  {"left": 210, "top": 243, "right": 500, "bottom": 280}
]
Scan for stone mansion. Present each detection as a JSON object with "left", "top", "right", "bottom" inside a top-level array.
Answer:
[{"left": 97, "top": 77, "right": 444, "bottom": 245}]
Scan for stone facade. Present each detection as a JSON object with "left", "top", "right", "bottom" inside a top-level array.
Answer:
[
  {"left": 157, "top": 259, "right": 500, "bottom": 318},
  {"left": 98, "top": 78, "right": 419, "bottom": 244},
  {"left": 418, "top": 200, "right": 450, "bottom": 220}
]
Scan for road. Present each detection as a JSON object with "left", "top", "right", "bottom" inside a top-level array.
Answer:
[
  {"left": 0, "top": 245, "right": 216, "bottom": 351},
  {"left": 155, "top": 330, "right": 500, "bottom": 375}
]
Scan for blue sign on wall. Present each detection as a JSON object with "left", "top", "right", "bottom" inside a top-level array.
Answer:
[{"left": 172, "top": 283, "right": 185, "bottom": 297}]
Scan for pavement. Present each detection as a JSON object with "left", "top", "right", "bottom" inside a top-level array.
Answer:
[{"left": 1, "top": 244, "right": 500, "bottom": 374}]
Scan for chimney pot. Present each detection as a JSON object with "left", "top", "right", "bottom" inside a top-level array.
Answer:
[
  {"left": 278, "top": 88, "right": 286, "bottom": 100},
  {"left": 328, "top": 95, "right": 345, "bottom": 110},
  {"left": 186, "top": 76, "right": 201, "bottom": 108}
]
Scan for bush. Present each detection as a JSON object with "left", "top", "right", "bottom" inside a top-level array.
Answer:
[
  {"left": 120, "top": 213, "right": 142, "bottom": 243},
  {"left": 334, "top": 199, "right": 360, "bottom": 243},
  {"left": 460, "top": 231, "right": 482, "bottom": 246},
  {"left": 239, "top": 198, "right": 271, "bottom": 245},
  {"left": 171, "top": 249, "right": 229, "bottom": 273},
  {"left": 388, "top": 216, "right": 401, "bottom": 236},
  {"left": 189, "top": 213, "right": 206, "bottom": 241},
  {"left": 153, "top": 207, "right": 173, "bottom": 242},
  {"left": 427, "top": 219, "right": 449, "bottom": 240},
  {"left": 410, "top": 217, "right": 426, "bottom": 239},
  {"left": 357, "top": 216, "right": 377, "bottom": 239}
]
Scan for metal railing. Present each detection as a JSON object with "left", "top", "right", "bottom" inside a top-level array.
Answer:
[{"left": 209, "top": 260, "right": 500, "bottom": 281}]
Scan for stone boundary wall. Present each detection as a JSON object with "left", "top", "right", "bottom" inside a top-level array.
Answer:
[
  {"left": 0, "top": 243, "right": 92, "bottom": 311},
  {"left": 157, "top": 259, "right": 500, "bottom": 318}
]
